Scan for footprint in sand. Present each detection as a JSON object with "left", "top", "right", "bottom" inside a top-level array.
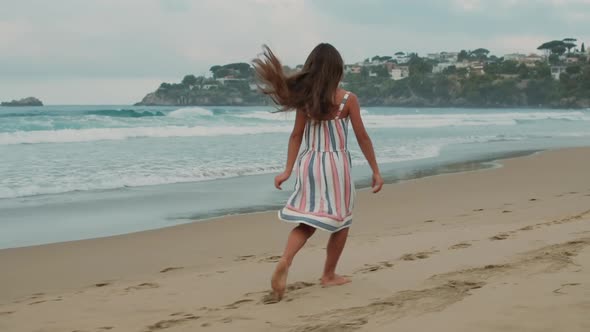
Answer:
[
  {"left": 400, "top": 251, "right": 437, "bottom": 261},
  {"left": 71, "top": 327, "right": 113, "bottom": 332},
  {"left": 449, "top": 242, "right": 472, "bottom": 250},
  {"left": 160, "top": 267, "right": 184, "bottom": 273},
  {"left": 125, "top": 282, "right": 159, "bottom": 291},
  {"left": 473, "top": 208, "right": 484, "bottom": 212},
  {"left": 356, "top": 261, "right": 394, "bottom": 274},
  {"left": 145, "top": 314, "right": 200, "bottom": 331},
  {"left": 224, "top": 299, "right": 255, "bottom": 309},
  {"left": 259, "top": 255, "right": 282, "bottom": 263},
  {"left": 170, "top": 312, "right": 197, "bottom": 317},
  {"left": 297, "top": 239, "right": 590, "bottom": 332},
  {"left": 261, "top": 281, "right": 316, "bottom": 305},
  {"left": 0, "top": 311, "right": 15, "bottom": 316},
  {"left": 529, "top": 198, "right": 538, "bottom": 201},
  {"left": 261, "top": 294, "right": 281, "bottom": 305},
  {"left": 287, "top": 281, "right": 316, "bottom": 291},
  {"left": 296, "top": 280, "right": 484, "bottom": 331},
  {"left": 519, "top": 225, "right": 535, "bottom": 231},
  {"left": 424, "top": 219, "right": 435, "bottom": 223},
  {"left": 95, "top": 282, "right": 110, "bottom": 288},
  {"left": 235, "top": 255, "right": 255, "bottom": 262},
  {"left": 553, "top": 283, "right": 581, "bottom": 295},
  {"left": 502, "top": 210, "right": 512, "bottom": 214},
  {"left": 490, "top": 233, "right": 510, "bottom": 241},
  {"left": 28, "top": 298, "right": 62, "bottom": 306}
]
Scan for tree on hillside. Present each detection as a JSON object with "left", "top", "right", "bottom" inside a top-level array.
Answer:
[
  {"left": 566, "top": 65, "right": 581, "bottom": 75},
  {"left": 554, "top": 46, "right": 567, "bottom": 56},
  {"left": 408, "top": 55, "right": 433, "bottom": 76},
  {"left": 471, "top": 48, "right": 490, "bottom": 61},
  {"left": 181, "top": 75, "right": 198, "bottom": 86},
  {"left": 537, "top": 40, "right": 567, "bottom": 56},
  {"left": 563, "top": 38, "right": 577, "bottom": 53},
  {"left": 361, "top": 66, "right": 369, "bottom": 79},
  {"left": 518, "top": 63, "right": 530, "bottom": 79},
  {"left": 395, "top": 52, "right": 405, "bottom": 56},
  {"left": 458, "top": 50, "right": 469, "bottom": 62},
  {"left": 532, "top": 63, "right": 552, "bottom": 80},
  {"left": 582, "top": 43, "right": 586, "bottom": 53},
  {"left": 372, "top": 65, "right": 390, "bottom": 78},
  {"left": 488, "top": 55, "right": 500, "bottom": 63},
  {"left": 159, "top": 82, "right": 172, "bottom": 90},
  {"left": 210, "top": 65, "right": 221, "bottom": 76}
]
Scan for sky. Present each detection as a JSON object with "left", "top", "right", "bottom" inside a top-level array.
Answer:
[{"left": 0, "top": 0, "right": 588, "bottom": 104}]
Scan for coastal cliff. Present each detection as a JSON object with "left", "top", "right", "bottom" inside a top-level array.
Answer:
[{"left": 136, "top": 47, "right": 590, "bottom": 108}]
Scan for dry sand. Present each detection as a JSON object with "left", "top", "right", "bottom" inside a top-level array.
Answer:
[{"left": 1, "top": 147, "right": 590, "bottom": 331}]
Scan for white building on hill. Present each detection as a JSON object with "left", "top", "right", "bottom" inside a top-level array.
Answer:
[
  {"left": 504, "top": 53, "right": 526, "bottom": 62},
  {"left": 440, "top": 52, "right": 459, "bottom": 63},
  {"left": 391, "top": 66, "right": 410, "bottom": 80},
  {"left": 551, "top": 66, "right": 567, "bottom": 80}
]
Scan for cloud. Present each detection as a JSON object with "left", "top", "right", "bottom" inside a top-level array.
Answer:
[
  {"left": 452, "top": 0, "right": 483, "bottom": 11},
  {"left": 0, "top": 0, "right": 588, "bottom": 103},
  {"left": 160, "top": 0, "right": 192, "bottom": 12}
]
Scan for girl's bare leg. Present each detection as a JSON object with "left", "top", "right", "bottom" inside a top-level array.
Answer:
[
  {"left": 272, "top": 224, "right": 316, "bottom": 300},
  {"left": 321, "top": 227, "right": 351, "bottom": 286}
]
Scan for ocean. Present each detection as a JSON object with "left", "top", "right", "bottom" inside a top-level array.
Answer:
[{"left": 1, "top": 105, "right": 589, "bottom": 249}]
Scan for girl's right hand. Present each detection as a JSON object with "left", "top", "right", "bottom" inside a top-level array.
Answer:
[
  {"left": 372, "top": 173, "right": 384, "bottom": 193},
  {"left": 274, "top": 171, "right": 291, "bottom": 190}
]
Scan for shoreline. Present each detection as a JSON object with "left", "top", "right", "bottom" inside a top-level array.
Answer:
[
  {"left": 1, "top": 146, "right": 590, "bottom": 331},
  {"left": 6, "top": 104, "right": 590, "bottom": 110},
  {"left": 131, "top": 103, "right": 590, "bottom": 109},
  {"left": 0, "top": 148, "right": 542, "bottom": 249}
]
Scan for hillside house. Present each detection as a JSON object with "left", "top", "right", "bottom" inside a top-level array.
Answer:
[
  {"left": 391, "top": 66, "right": 410, "bottom": 80},
  {"left": 551, "top": 66, "right": 567, "bottom": 80}
]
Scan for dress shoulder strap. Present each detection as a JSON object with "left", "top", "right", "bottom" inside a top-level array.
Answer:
[{"left": 334, "top": 91, "right": 351, "bottom": 119}]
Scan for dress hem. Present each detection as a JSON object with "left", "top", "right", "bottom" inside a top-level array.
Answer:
[{"left": 278, "top": 209, "right": 352, "bottom": 233}]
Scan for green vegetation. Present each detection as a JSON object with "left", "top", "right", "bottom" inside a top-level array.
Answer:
[
  {"left": 136, "top": 63, "right": 267, "bottom": 106},
  {"left": 137, "top": 38, "right": 590, "bottom": 108}
]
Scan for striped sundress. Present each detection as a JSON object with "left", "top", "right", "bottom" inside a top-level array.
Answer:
[{"left": 279, "top": 92, "right": 355, "bottom": 233}]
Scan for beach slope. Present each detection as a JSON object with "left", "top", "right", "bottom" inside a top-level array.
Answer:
[{"left": 1, "top": 148, "right": 590, "bottom": 331}]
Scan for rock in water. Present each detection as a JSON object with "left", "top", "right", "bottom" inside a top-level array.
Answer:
[{"left": 1, "top": 97, "right": 44, "bottom": 106}]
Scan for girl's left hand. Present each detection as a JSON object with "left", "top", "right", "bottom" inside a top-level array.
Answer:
[{"left": 274, "top": 171, "right": 290, "bottom": 190}]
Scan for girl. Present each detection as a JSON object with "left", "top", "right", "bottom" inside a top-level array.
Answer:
[{"left": 253, "top": 43, "right": 383, "bottom": 301}]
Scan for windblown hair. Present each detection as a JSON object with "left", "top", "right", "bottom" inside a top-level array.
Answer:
[{"left": 253, "top": 43, "right": 344, "bottom": 120}]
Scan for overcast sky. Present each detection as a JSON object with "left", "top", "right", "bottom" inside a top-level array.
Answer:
[{"left": 1, "top": 0, "right": 588, "bottom": 104}]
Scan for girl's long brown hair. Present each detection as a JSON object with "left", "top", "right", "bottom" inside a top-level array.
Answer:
[{"left": 253, "top": 43, "right": 344, "bottom": 120}]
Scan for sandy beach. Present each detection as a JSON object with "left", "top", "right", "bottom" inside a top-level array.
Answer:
[{"left": 1, "top": 147, "right": 589, "bottom": 332}]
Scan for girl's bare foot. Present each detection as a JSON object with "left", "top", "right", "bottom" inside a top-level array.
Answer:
[
  {"left": 271, "top": 259, "right": 289, "bottom": 301},
  {"left": 320, "top": 274, "right": 351, "bottom": 287}
]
